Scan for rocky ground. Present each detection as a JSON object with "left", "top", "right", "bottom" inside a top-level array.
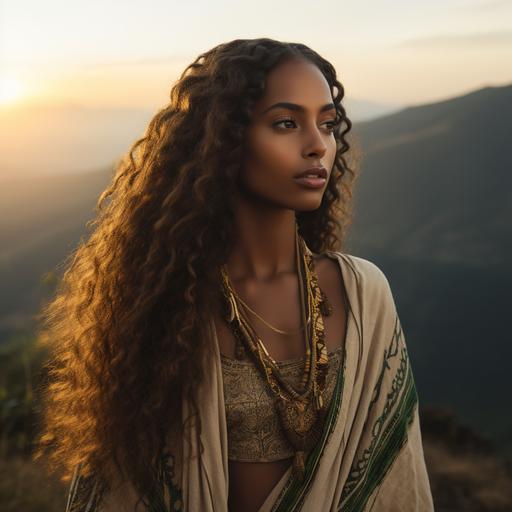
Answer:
[
  {"left": 1, "top": 405, "right": 511, "bottom": 511},
  {"left": 421, "top": 405, "right": 512, "bottom": 512}
]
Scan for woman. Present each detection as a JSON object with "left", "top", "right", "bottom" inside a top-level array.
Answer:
[{"left": 35, "top": 38, "right": 434, "bottom": 511}]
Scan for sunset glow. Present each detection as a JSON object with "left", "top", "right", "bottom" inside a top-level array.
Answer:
[
  {"left": 2, "top": 0, "right": 512, "bottom": 110},
  {"left": 0, "top": 75, "right": 25, "bottom": 106}
]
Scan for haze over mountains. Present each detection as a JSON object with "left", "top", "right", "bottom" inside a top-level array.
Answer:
[
  {"left": 346, "top": 83, "right": 512, "bottom": 455},
  {"left": 0, "top": 104, "right": 153, "bottom": 176},
  {"left": 1, "top": 83, "right": 510, "bottom": 454},
  {"left": 0, "top": 96, "right": 401, "bottom": 177},
  {"left": 348, "top": 84, "right": 511, "bottom": 267}
]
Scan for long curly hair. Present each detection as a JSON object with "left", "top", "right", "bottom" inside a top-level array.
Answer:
[{"left": 33, "top": 37, "right": 359, "bottom": 504}]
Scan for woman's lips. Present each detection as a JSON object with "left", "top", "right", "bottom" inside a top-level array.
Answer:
[{"left": 293, "top": 176, "right": 327, "bottom": 188}]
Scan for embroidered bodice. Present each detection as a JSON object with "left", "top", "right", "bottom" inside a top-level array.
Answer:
[{"left": 220, "top": 345, "right": 344, "bottom": 462}]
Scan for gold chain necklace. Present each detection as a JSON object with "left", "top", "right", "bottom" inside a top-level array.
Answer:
[
  {"left": 225, "top": 237, "right": 312, "bottom": 335},
  {"left": 220, "top": 223, "right": 332, "bottom": 481}
]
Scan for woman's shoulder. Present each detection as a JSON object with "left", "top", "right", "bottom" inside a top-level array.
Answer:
[
  {"left": 322, "top": 250, "right": 393, "bottom": 295},
  {"left": 323, "top": 252, "right": 402, "bottom": 350},
  {"left": 319, "top": 250, "right": 398, "bottom": 323}
]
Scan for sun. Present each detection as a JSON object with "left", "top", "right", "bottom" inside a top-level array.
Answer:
[{"left": 0, "top": 76, "right": 25, "bottom": 106}]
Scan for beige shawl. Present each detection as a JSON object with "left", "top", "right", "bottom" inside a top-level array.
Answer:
[{"left": 66, "top": 251, "right": 434, "bottom": 511}]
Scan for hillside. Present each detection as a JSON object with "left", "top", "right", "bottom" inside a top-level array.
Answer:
[
  {"left": 0, "top": 169, "right": 112, "bottom": 339},
  {"left": 348, "top": 84, "right": 512, "bottom": 267},
  {"left": 1, "top": 83, "right": 511, "bottom": 455},
  {"left": 346, "top": 83, "right": 512, "bottom": 453}
]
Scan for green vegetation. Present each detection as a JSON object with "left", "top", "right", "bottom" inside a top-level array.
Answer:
[
  {"left": 1, "top": 331, "right": 512, "bottom": 510},
  {"left": 0, "top": 332, "right": 67, "bottom": 511},
  {"left": 1, "top": 332, "right": 46, "bottom": 457}
]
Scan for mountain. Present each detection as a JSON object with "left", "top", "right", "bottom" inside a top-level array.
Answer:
[
  {"left": 0, "top": 97, "right": 400, "bottom": 178},
  {"left": 0, "top": 169, "right": 111, "bottom": 338},
  {"left": 0, "top": 83, "right": 510, "bottom": 455},
  {"left": 0, "top": 103, "right": 153, "bottom": 176},
  {"left": 344, "top": 83, "right": 512, "bottom": 453},
  {"left": 347, "top": 84, "right": 512, "bottom": 267},
  {"left": 344, "top": 97, "right": 404, "bottom": 122}
]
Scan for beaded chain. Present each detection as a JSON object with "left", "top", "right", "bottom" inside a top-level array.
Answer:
[{"left": 219, "top": 222, "right": 333, "bottom": 480}]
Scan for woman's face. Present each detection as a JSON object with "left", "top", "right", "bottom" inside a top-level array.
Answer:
[{"left": 240, "top": 57, "right": 337, "bottom": 212}]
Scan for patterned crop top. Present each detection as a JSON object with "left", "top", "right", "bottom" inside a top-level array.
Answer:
[{"left": 220, "top": 345, "right": 344, "bottom": 462}]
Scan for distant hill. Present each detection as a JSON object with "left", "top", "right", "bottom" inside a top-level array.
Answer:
[
  {"left": 0, "top": 97, "right": 400, "bottom": 177},
  {"left": 348, "top": 84, "right": 512, "bottom": 267},
  {"left": 0, "top": 83, "right": 510, "bottom": 455},
  {"left": 345, "top": 83, "right": 512, "bottom": 454},
  {"left": 0, "top": 169, "right": 111, "bottom": 337},
  {"left": 0, "top": 103, "right": 153, "bottom": 175},
  {"left": 344, "top": 97, "right": 404, "bottom": 122}
]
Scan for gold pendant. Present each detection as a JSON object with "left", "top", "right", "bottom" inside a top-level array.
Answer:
[
  {"left": 274, "top": 394, "right": 324, "bottom": 453},
  {"left": 292, "top": 450, "right": 306, "bottom": 482}
]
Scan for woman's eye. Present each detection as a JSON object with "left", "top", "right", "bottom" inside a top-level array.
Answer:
[
  {"left": 273, "top": 118, "right": 297, "bottom": 129},
  {"left": 273, "top": 118, "right": 337, "bottom": 133},
  {"left": 324, "top": 121, "right": 337, "bottom": 132}
]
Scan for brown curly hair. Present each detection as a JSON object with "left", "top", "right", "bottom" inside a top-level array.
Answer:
[{"left": 33, "top": 37, "right": 359, "bottom": 505}]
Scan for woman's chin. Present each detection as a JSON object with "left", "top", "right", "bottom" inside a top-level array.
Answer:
[{"left": 294, "top": 198, "right": 324, "bottom": 212}]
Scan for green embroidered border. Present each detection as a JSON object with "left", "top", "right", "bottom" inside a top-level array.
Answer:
[
  {"left": 152, "top": 450, "right": 184, "bottom": 511},
  {"left": 65, "top": 463, "right": 106, "bottom": 512},
  {"left": 271, "top": 339, "right": 348, "bottom": 512},
  {"left": 65, "top": 451, "right": 184, "bottom": 512},
  {"left": 339, "top": 315, "right": 418, "bottom": 512}
]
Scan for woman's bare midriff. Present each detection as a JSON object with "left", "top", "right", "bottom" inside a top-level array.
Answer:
[
  {"left": 215, "top": 254, "right": 347, "bottom": 512},
  {"left": 227, "top": 458, "right": 293, "bottom": 511}
]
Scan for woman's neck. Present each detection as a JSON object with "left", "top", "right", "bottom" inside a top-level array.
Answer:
[{"left": 225, "top": 196, "right": 297, "bottom": 282}]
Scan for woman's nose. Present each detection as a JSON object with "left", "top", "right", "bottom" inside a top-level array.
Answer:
[{"left": 303, "top": 128, "right": 328, "bottom": 158}]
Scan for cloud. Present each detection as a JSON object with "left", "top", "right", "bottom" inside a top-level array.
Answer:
[
  {"left": 0, "top": 54, "right": 192, "bottom": 70},
  {"left": 473, "top": 0, "right": 512, "bottom": 10},
  {"left": 397, "top": 30, "right": 512, "bottom": 49},
  {"left": 81, "top": 55, "right": 190, "bottom": 68}
]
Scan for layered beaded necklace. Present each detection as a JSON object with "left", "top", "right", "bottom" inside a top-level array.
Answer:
[{"left": 220, "top": 222, "right": 333, "bottom": 481}]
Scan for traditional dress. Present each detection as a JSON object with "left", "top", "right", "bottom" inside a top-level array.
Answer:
[{"left": 66, "top": 251, "right": 434, "bottom": 511}]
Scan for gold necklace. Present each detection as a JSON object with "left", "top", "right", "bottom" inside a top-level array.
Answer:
[
  {"left": 223, "top": 237, "right": 312, "bottom": 335},
  {"left": 220, "top": 223, "right": 331, "bottom": 481},
  {"left": 230, "top": 293, "right": 311, "bottom": 335}
]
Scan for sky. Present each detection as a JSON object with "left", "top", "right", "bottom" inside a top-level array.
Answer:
[{"left": 1, "top": 0, "right": 512, "bottom": 111}]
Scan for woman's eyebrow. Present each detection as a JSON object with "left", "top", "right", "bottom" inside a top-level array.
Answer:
[{"left": 262, "top": 102, "right": 336, "bottom": 114}]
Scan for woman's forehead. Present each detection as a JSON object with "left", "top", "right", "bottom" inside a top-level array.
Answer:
[{"left": 254, "top": 61, "right": 333, "bottom": 116}]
